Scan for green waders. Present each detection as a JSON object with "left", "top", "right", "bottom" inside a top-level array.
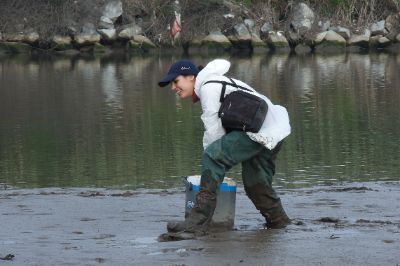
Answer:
[{"left": 166, "top": 131, "right": 290, "bottom": 235}]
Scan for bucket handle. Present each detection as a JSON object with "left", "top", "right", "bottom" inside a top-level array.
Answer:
[{"left": 181, "top": 176, "right": 193, "bottom": 191}]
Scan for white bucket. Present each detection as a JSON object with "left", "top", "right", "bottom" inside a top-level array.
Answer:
[{"left": 183, "top": 175, "right": 236, "bottom": 229}]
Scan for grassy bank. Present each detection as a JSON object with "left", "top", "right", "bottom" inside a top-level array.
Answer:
[{"left": 1, "top": 0, "right": 399, "bottom": 44}]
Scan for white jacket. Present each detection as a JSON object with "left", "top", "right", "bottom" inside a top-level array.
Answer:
[{"left": 194, "top": 59, "right": 291, "bottom": 150}]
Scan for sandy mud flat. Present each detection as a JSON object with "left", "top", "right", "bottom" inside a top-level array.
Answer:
[{"left": 0, "top": 181, "right": 399, "bottom": 265}]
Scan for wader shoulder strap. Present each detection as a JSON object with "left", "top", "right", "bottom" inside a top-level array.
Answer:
[{"left": 204, "top": 79, "right": 252, "bottom": 103}]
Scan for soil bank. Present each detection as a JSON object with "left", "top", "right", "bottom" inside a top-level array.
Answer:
[{"left": 1, "top": 181, "right": 399, "bottom": 265}]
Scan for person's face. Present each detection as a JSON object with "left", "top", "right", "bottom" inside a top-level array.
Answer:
[{"left": 171, "top": 75, "right": 195, "bottom": 99}]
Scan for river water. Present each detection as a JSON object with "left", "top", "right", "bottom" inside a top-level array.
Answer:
[{"left": 0, "top": 52, "right": 399, "bottom": 189}]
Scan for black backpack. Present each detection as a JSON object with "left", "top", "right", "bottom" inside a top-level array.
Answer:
[{"left": 204, "top": 78, "right": 268, "bottom": 133}]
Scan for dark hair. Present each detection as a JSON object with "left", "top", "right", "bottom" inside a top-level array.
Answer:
[{"left": 197, "top": 65, "right": 204, "bottom": 72}]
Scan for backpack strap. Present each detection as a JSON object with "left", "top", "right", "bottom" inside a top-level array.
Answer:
[
  {"left": 220, "top": 82, "right": 227, "bottom": 102},
  {"left": 204, "top": 79, "right": 252, "bottom": 103}
]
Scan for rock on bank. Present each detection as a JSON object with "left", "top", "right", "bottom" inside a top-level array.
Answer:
[{"left": 0, "top": 1, "right": 400, "bottom": 55}]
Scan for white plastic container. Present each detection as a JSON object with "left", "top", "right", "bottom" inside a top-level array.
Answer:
[{"left": 182, "top": 175, "right": 236, "bottom": 229}]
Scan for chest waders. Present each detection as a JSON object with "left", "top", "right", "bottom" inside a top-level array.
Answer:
[
  {"left": 166, "top": 171, "right": 218, "bottom": 234},
  {"left": 165, "top": 131, "right": 290, "bottom": 237}
]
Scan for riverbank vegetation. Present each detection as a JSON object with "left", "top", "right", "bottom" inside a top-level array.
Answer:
[
  {"left": 0, "top": 0, "right": 399, "bottom": 54},
  {"left": 1, "top": 0, "right": 399, "bottom": 39}
]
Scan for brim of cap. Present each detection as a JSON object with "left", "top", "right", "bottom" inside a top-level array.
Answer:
[{"left": 158, "top": 73, "right": 178, "bottom": 87}]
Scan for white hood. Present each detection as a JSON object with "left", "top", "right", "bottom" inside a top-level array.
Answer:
[{"left": 195, "top": 59, "right": 230, "bottom": 93}]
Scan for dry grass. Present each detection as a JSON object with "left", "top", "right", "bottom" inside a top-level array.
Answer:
[
  {"left": 0, "top": 0, "right": 106, "bottom": 41},
  {"left": 309, "top": 0, "right": 399, "bottom": 25},
  {"left": 0, "top": 0, "right": 398, "bottom": 44}
]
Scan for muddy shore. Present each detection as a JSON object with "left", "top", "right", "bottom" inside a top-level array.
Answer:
[{"left": 1, "top": 181, "right": 399, "bottom": 265}]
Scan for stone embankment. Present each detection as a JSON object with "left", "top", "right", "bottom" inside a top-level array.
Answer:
[{"left": 1, "top": 1, "right": 399, "bottom": 55}]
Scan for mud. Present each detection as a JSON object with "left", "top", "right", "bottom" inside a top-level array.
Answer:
[{"left": 1, "top": 181, "right": 399, "bottom": 265}]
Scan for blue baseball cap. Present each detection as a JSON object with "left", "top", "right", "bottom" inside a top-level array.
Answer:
[{"left": 158, "top": 59, "right": 199, "bottom": 87}]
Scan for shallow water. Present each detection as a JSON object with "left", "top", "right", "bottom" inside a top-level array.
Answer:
[{"left": 0, "top": 52, "right": 399, "bottom": 189}]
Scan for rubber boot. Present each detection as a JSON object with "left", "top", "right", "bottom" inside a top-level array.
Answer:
[
  {"left": 167, "top": 172, "right": 218, "bottom": 234},
  {"left": 245, "top": 184, "right": 290, "bottom": 229}
]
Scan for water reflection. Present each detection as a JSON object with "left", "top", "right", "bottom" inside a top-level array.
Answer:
[{"left": 0, "top": 53, "right": 399, "bottom": 189}]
